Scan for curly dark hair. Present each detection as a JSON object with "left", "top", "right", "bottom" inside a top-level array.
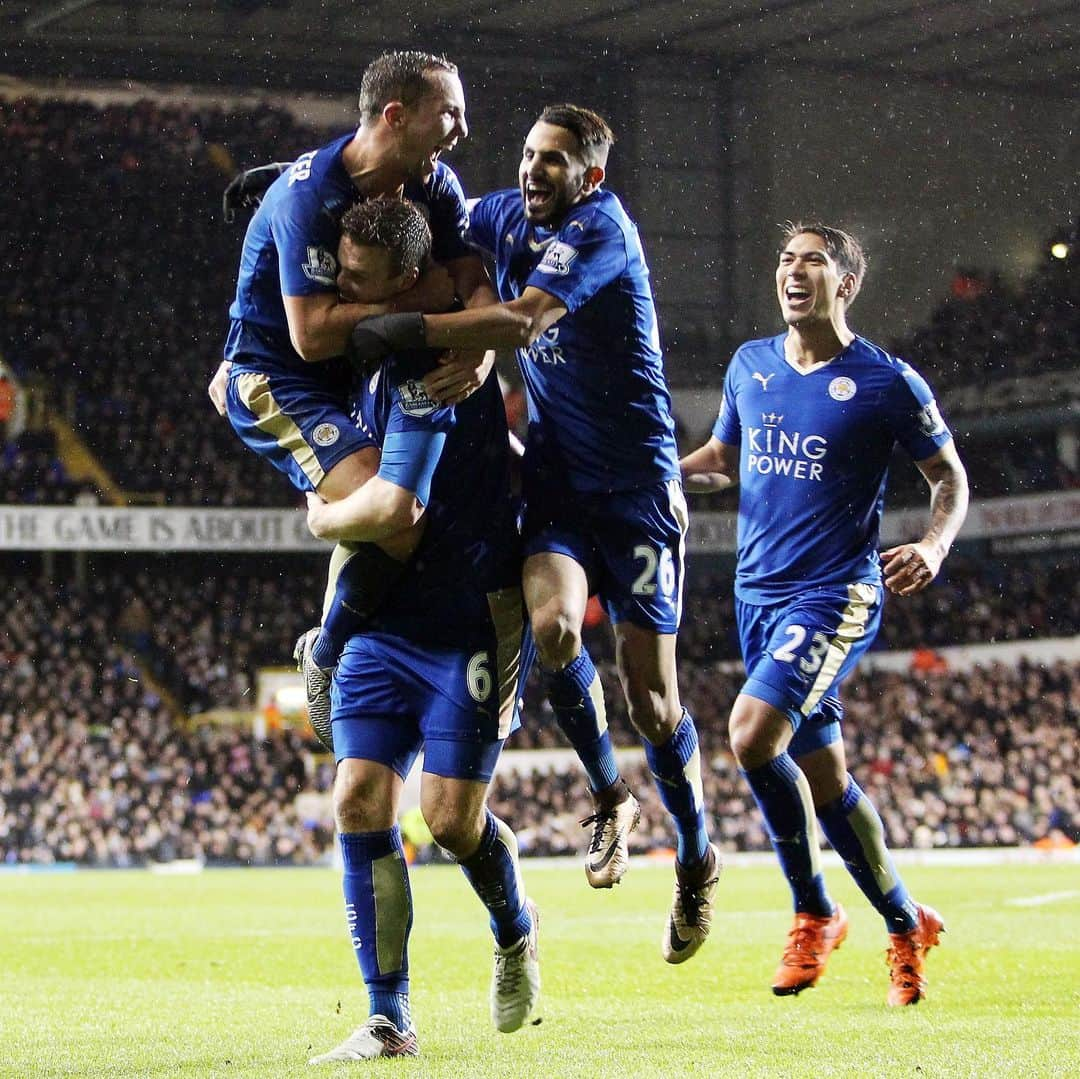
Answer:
[
  {"left": 359, "top": 50, "right": 458, "bottom": 119},
  {"left": 340, "top": 197, "right": 432, "bottom": 276}
]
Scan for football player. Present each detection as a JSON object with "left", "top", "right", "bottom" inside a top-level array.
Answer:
[
  {"left": 346, "top": 105, "right": 720, "bottom": 961},
  {"left": 210, "top": 51, "right": 493, "bottom": 740},
  {"left": 304, "top": 197, "right": 538, "bottom": 1062},
  {"left": 680, "top": 222, "right": 968, "bottom": 1004}
]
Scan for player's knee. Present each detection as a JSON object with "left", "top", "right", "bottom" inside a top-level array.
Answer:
[
  {"left": 626, "top": 693, "right": 680, "bottom": 745},
  {"left": 422, "top": 802, "right": 483, "bottom": 858},
  {"left": 728, "top": 709, "right": 782, "bottom": 770},
  {"left": 531, "top": 605, "right": 582, "bottom": 669},
  {"left": 333, "top": 768, "right": 393, "bottom": 832}
]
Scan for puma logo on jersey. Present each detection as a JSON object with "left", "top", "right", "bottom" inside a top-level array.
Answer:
[{"left": 752, "top": 372, "right": 775, "bottom": 391}]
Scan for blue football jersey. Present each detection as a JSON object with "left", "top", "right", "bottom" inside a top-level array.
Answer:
[
  {"left": 467, "top": 188, "right": 679, "bottom": 494},
  {"left": 713, "top": 334, "right": 953, "bottom": 604},
  {"left": 352, "top": 352, "right": 521, "bottom": 646},
  {"left": 224, "top": 133, "right": 471, "bottom": 375}
]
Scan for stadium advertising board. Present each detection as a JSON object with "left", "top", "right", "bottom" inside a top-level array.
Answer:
[
  {"left": 0, "top": 490, "right": 1075, "bottom": 551},
  {"left": 0, "top": 506, "right": 324, "bottom": 551}
]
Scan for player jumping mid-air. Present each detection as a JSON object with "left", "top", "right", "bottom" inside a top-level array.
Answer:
[
  {"left": 346, "top": 104, "right": 720, "bottom": 961},
  {"left": 680, "top": 222, "right": 969, "bottom": 1004},
  {"left": 211, "top": 50, "right": 493, "bottom": 745}
]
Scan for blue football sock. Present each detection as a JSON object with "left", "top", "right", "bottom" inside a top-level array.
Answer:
[
  {"left": 458, "top": 811, "right": 532, "bottom": 948},
  {"left": 742, "top": 754, "right": 833, "bottom": 917},
  {"left": 312, "top": 544, "right": 367, "bottom": 668},
  {"left": 339, "top": 827, "right": 413, "bottom": 1033},
  {"left": 642, "top": 710, "right": 710, "bottom": 867},
  {"left": 817, "top": 776, "right": 918, "bottom": 933},
  {"left": 545, "top": 650, "right": 620, "bottom": 794}
]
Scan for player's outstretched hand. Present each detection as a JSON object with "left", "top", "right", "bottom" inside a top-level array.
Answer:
[
  {"left": 881, "top": 541, "right": 943, "bottom": 596},
  {"left": 347, "top": 313, "right": 426, "bottom": 376},
  {"left": 424, "top": 349, "right": 495, "bottom": 405},
  {"left": 208, "top": 360, "right": 232, "bottom": 416},
  {"left": 221, "top": 161, "right": 291, "bottom": 223}
]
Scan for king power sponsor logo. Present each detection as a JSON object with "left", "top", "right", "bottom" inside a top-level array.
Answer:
[{"left": 745, "top": 414, "right": 828, "bottom": 481}]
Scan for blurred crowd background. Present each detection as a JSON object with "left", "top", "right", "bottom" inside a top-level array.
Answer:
[{"left": 1, "top": 96, "right": 1077, "bottom": 868}]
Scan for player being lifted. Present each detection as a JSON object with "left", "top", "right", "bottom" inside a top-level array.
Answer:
[
  {"left": 211, "top": 50, "right": 491, "bottom": 745},
  {"left": 347, "top": 105, "right": 720, "bottom": 962},
  {"left": 304, "top": 198, "right": 538, "bottom": 1062},
  {"left": 680, "top": 223, "right": 969, "bottom": 1004}
]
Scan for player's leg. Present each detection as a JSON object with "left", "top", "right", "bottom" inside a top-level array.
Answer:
[
  {"left": 420, "top": 763, "right": 539, "bottom": 1033},
  {"left": 308, "top": 755, "right": 419, "bottom": 1063},
  {"left": 597, "top": 480, "right": 718, "bottom": 960},
  {"left": 523, "top": 549, "right": 637, "bottom": 887},
  {"left": 225, "top": 370, "right": 416, "bottom": 746},
  {"left": 729, "top": 690, "right": 848, "bottom": 995},
  {"left": 799, "top": 737, "right": 917, "bottom": 932},
  {"left": 799, "top": 721, "right": 943, "bottom": 1005},
  {"left": 416, "top": 625, "right": 539, "bottom": 1033},
  {"left": 306, "top": 447, "right": 421, "bottom": 669},
  {"left": 310, "top": 645, "right": 423, "bottom": 1064},
  {"left": 613, "top": 620, "right": 720, "bottom": 962}
]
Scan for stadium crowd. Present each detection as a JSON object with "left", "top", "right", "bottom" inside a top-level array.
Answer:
[
  {"left": 1, "top": 96, "right": 319, "bottom": 508},
  {"left": 1, "top": 561, "right": 1077, "bottom": 866},
  {"left": 2, "top": 94, "right": 1077, "bottom": 869},
  {"left": 493, "top": 659, "right": 1080, "bottom": 856},
  {"left": 2, "top": 96, "right": 1077, "bottom": 508},
  {"left": 0, "top": 576, "right": 330, "bottom": 866}
]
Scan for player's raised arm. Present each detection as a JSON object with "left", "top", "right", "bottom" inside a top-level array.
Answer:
[
  {"left": 680, "top": 437, "right": 739, "bottom": 494},
  {"left": 881, "top": 439, "right": 969, "bottom": 596}
]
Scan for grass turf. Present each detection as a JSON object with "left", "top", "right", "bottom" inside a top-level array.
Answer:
[{"left": 2, "top": 861, "right": 1078, "bottom": 1077}]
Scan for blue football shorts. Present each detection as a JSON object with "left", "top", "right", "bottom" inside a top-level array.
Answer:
[
  {"left": 522, "top": 476, "right": 688, "bottom": 634},
  {"left": 332, "top": 610, "right": 535, "bottom": 783},
  {"left": 225, "top": 363, "right": 374, "bottom": 494},
  {"left": 736, "top": 582, "right": 883, "bottom": 756}
]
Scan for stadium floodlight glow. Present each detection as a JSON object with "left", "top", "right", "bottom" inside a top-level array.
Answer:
[{"left": 1050, "top": 242, "right": 1069, "bottom": 260}]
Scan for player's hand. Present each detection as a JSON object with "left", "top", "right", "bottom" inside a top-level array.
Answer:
[
  {"left": 221, "top": 162, "right": 291, "bottom": 223},
  {"left": 208, "top": 360, "right": 232, "bottom": 417},
  {"left": 306, "top": 492, "right": 333, "bottom": 540},
  {"left": 880, "top": 541, "right": 943, "bottom": 596},
  {"left": 423, "top": 349, "right": 495, "bottom": 405}
]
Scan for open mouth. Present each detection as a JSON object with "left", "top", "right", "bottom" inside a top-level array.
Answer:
[
  {"left": 784, "top": 285, "right": 812, "bottom": 307},
  {"left": 524, "top": 181, "right": 554, "bottom": 213},
  {"left": 427, "top": 142, "right": 454, "bottom": 170}
]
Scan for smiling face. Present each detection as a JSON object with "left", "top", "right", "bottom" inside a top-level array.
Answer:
[
  {"left": 399, "top": 69, "right": 468, "bottom": 181},
  {"left": 519, "top": 121, "right": 597, "bottom": 226},
  {"left": 776, "top": 231, "right": 856, "bottom": 327}
]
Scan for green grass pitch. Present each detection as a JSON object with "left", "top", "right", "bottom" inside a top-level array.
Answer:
[{"left": 3, "top": 861, "right": 1078, "bottom": 1077}]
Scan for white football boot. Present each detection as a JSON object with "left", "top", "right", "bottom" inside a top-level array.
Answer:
[
  {"left": 308, "top": 1015, "right": 419, "bottom": 1063},
  {"left": 491, "top": 899, "right": 540, "bottom": 1033}
]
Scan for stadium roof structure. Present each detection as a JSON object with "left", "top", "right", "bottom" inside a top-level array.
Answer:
[{"left": 1, "top": 0, "right": 1077, "bottom": 100}]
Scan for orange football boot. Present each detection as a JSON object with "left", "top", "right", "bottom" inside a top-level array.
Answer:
[
  {"left": 772, "top": 904, "right": 849, "bottom": 995},
  {"left": 886, "top": 904, "right": 945, "bottom": 1006}
]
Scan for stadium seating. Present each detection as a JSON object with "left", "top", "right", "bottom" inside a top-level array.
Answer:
[{"left": 2, "top": 95, "right": 1077, "bottom": 866}]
